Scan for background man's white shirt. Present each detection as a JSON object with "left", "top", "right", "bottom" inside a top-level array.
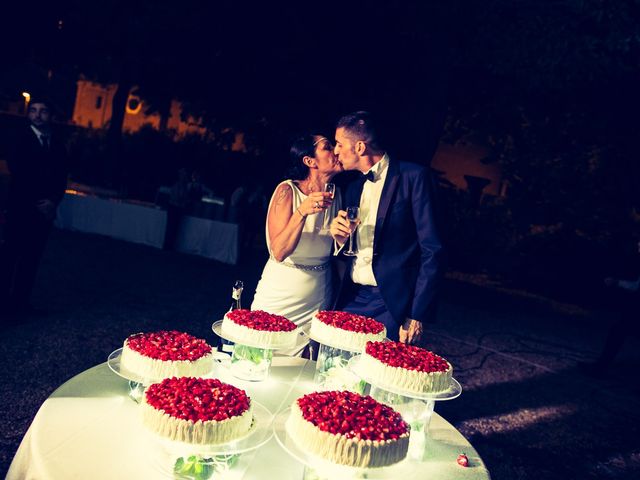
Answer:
[
  {"left": 351, "top": 153, "right": 390, "bottom": 286},
  {"left": 30, "top": 125, "right": 50, "bottom": 147}
]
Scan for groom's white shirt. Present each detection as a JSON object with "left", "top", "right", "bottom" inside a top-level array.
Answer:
[{"left": 350, "top": 153, "right": 390, "bottom": 287}]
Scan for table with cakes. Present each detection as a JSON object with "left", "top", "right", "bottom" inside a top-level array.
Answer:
[{"left": 7, "top": 309, "right": 490, "bottom": 480}]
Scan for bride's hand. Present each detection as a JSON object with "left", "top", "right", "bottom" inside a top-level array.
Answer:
[{"left": 298, "top": 192, "right": 333, "bottom": 217}]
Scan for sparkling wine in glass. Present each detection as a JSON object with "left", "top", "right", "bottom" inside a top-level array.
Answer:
[
  {"left": 324, "top": 183, "right": 336, "bottom": 198},
  {"left": 343, "top": 206, "right": 359, "bottom": 256},
  {"left": 323, "top": 183, "right": 335, "bottom": 224}
]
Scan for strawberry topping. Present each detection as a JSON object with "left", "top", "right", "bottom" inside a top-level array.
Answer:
[
  {"left": 126, "top": 331, "right": 212, "bottom": 361},
  {"left": 145, "top": 377, "right": 250, "bottom": 422},
  {"left": 365, "top": 341, "right": 450, "bottom": 373},
  {"left": 296, "top": 391, "right": 409, "bottom": 441},
  {"left": 316, "top": 311, "right": 385, "bottom": 334},
  {"left": 226, "top": 309, "right": 296, "bottom": 332}
]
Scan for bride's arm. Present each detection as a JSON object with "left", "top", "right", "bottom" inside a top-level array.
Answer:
[{"left": 268, "top": 184, "right": 330, "bottom": 262}]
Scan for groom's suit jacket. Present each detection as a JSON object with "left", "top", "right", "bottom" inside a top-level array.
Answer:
[{"left": 334, "top": 157, "right": 443, "bottom": 325}]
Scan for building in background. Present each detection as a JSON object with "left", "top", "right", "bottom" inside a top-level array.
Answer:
[
  {"left": 72, "top": 78, "right": 206, "bottom": 137},
  {"left": 431, "top": 141, "right": 506, "bottom": 202}
]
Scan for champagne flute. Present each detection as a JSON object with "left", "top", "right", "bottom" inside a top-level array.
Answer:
[
  {"left": 323, "top": 183, "right": 335, "bottom": 224},
  {"left": 343, "top": 206, "right": 359, "bottom": 256}
]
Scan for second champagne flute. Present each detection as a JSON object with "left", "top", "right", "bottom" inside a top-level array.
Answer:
[{"left": 343, "top": 206, "right": 359, "bottom": 256}]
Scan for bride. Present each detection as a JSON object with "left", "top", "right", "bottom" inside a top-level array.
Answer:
[{"left": 251, "top": 134, "right": 342, "bottom": 355}]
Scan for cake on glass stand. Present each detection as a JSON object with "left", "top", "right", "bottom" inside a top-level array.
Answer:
[
  {"left": 142, "top": 377, "right": 273, "bottom": 479},
  {"left": 274, "top": 390, "right": 414, "bottom": 480},
  {"left": 308, "top": 311, "right": 386, "bottom": 393},
  {"left": 349, "top": 341, "right": 462, "bottom": 459},
  {"left": 212, "top": 309, "right": 304, "bottom": 382},
  {"left": 107, "top": 330, "right": 225, "bottom": 402}
]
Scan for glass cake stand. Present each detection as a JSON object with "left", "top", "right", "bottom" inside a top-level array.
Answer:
[
  {"left": 273, "top": 408, "right": 423, "bottom": 480},
  {"left": 348, "top": 355, "right": 462, "bottom": 460},
  {"left": 149, "top": 401, "right": 274, "bottom": 479},
  {"left": 212, "top": 320, "right": 308, "bottom": 382},
  {"left": 307, "top": 332, "right": 388, "bottom": 394},
  {"left": 107, "top": 348, "right": 228, "bottom": 402}
]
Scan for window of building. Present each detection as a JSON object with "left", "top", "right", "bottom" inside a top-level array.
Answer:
[
  {"left": 95, "top": 96, "right": 103, "bottom": 109},
  {"left": 126, "top": 96, "right": 142, "bottom": 114}
]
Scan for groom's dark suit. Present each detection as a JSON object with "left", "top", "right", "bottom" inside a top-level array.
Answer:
[{"left": 334, "top": 157, "right": 443, "bottom": 336}]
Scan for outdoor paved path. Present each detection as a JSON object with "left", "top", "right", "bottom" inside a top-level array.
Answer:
[{"left": 1, "top": 229, "right": 639, "bottom": 479}]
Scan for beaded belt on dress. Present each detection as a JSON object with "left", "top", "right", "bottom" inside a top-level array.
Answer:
[{"left": 269, "top": 257, "right": 330, "bottom": 272}]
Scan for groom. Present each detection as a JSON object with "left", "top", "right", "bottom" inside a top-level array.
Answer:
[{"left": 330, "top": 111, "right": 443, "bottom": 344}]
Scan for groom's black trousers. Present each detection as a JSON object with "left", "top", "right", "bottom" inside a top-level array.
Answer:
[{"left": 336, "top": 281, "right": 399, "bottom": 341}]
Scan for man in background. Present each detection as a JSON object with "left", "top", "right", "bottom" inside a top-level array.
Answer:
[{"left": 0, "top": 98, "right": 68, "bottom": 320}]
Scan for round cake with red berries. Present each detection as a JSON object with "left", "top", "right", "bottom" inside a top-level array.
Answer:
[
  {"left": 360, "top": 341, "right": 453, "bottom": 394},
  {"left": 310, "top": 311, "right": 386, "bottom": 351},
  {"left": 142, "top": 377, "right": 253, "bottom": 444},
  {"left": 286, "top": 390, "right": 410, "bottom": 468},
  {"left": 120, "top": 331, "right": 214, "bottom": 381},
  {"left": 221, "top": 309, "right": 298, "bottom": 348}
]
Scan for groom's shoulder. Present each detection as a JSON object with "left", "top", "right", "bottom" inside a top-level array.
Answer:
[
  {"left": 395, "top": 159, "right": 431, "bottom": 180},
  {"left": 397, "top": 160, "right": 424, "bottom": 173}
]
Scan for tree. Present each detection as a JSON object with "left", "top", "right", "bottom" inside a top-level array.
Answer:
[{"left": 440, "top": 0, "right": 640, "bottom": 295}]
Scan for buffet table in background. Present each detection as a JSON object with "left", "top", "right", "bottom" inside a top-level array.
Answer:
[
  {"left": 7, "top": 358, "right": 490, "bottom": 480},
  {"left": 55, "top": 192, "right": 238, "bottom": 264}
]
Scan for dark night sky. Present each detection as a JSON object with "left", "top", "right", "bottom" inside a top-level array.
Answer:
[
  {"left": 2, "top": 0, "right": 451, "bottom": 159},
  {"left": 3, "top": 1, "right": 637, "bottom": 175}
]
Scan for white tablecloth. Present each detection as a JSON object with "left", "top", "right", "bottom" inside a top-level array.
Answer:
[
  {"left": 56, "top": 194, "right": 167, "bottom": 248},
  {"left": 7, "top": 358, "right": 490, "bottom": 480},
  {"left": 176, "top": 215, "right": 238, "bottom": 265},
  {"left": 55, "top": 193, "right": 238, "bottom": 264}
]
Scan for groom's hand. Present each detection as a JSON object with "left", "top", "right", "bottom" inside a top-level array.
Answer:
[
  {"left": 330, "top": 210, "right": 351, "bottom": 246},
  {"left": 399, "top": 319, "right": 423, "bottom": 345}
]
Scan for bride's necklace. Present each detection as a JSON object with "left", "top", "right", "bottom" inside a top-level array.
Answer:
[{"left": 297, "top": 179, "right": 321, "bottom": 195}]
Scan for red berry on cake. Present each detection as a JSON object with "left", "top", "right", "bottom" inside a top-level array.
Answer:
[
  {"left": 286, "top": 390, "right": 410, "bottom": 468},
  {"left": 142, "top": 377, "right": 253, "bottom": 444},
  {"left": 316, "top": 311, "right": 385, "bottom": 334},
  {"left": 360, "top": 341, "right": 453, "bottom": 394},
  {"left": 221, "top": 309, "right": 299, "bottom": 348},
  {"left": 120, "top": 331, "right": 215, "bottom": 381},
  {"left": 225, "top": 309, "right": 296, "bottom": 331},
  {"left": 310, "top": 311, "right": 387, "bottom": 351}
]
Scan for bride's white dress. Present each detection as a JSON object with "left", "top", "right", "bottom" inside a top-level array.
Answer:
[{"left": 251, "top": 180, "right": 340, "bottom": 354}]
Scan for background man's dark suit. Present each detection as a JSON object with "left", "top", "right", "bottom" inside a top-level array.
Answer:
[
  {"left": 0, "top": 125, "right": 68, "bottom": 312},
  {"left": 334, "top": 158, "right": 443, "bottom": 335}
]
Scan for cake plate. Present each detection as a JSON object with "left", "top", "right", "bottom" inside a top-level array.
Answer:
[
  {"left": 273, "top": 408, "right": 422, "bottom": 480},
  {"left": 349, "top": 355, "right": 462, "bottom": 460},
  {"left": 149, "top": 401, "right": 274, "bottom": 479},
  {"left": 107, "top": 348, "right": 228, "bottom": 402},
  {"left": 212, "top": 319, "right": 308, "bottom": 382}
]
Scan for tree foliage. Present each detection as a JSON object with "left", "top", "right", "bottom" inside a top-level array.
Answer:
[{"left": 440, "top": 0, "right": 640, "bottom": 299}]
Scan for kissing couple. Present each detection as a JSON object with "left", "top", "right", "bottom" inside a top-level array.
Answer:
[{"left": 251, "top": 111, "right": 443, "bottom": 356}]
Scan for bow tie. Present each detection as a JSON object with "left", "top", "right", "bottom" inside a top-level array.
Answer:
[{"left": 363, "top": 171, "right": 375, "bottom": 182}]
